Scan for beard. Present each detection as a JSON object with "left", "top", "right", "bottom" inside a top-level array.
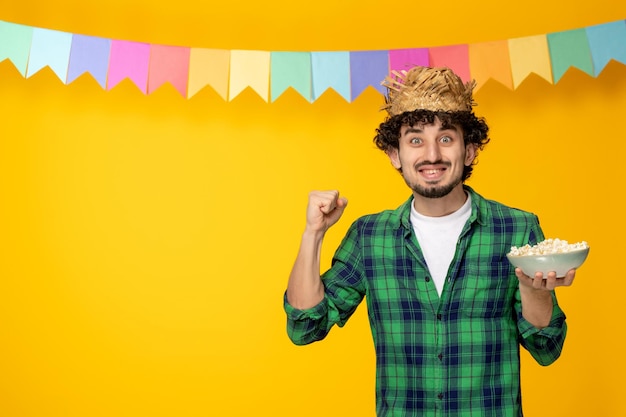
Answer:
[{"left": 402, "top": 161, "right": 463, "bottom": 199}]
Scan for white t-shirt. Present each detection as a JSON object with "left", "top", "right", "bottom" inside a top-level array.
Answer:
[{"left": 409, "top": 194, "right": 472, "bottom": 296}]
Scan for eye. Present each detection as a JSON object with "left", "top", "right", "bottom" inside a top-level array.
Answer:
[
  {"left": 440, "top": 135, "right": 452, "bottom": 143},
  {"left": 409, "top": 137, "right": 422, "bottom": 144}
]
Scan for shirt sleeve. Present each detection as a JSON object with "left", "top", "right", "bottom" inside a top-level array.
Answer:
[
  {"left": 516, "top": 291, "right": 567, "bottom": 366},
  {"left": 284, "top": 220, "right": 367, "bottom": 346}
]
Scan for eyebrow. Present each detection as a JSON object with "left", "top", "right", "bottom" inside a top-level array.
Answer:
[{"left": 403, "top": 125, "right": 459, "bottom": 135}]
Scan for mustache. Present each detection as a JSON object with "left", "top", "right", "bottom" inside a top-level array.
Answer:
[{"left": 414, "top": 160, "right": 451, "bottom": 170}]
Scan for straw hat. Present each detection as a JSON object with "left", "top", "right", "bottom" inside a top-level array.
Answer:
[{"left": 381, "top": 66, "right": 476, "bottom": 116}]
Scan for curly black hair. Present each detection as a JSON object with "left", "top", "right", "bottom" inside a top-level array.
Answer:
[{"left": 373, "top": 110, "right": 491, "bottom": 181}]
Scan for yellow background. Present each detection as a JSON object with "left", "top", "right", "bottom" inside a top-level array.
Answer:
[{"left": 1, "top": 2, "right": 625, "bottom": 416}]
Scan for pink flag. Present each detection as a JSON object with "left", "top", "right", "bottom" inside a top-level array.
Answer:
[
  {"left": 107, "top": 40, "right": 150, "bottom": 92},
  {"left": 388, "top": 48, "right": 429, "bottom": 75}
]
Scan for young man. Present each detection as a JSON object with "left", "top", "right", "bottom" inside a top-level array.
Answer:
[{"left": 284, "top": 66, "right": 575, "bottom": 416}]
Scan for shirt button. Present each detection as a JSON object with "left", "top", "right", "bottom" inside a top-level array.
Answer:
[
  {"left": 437, "top": 314, "right": 442, "bottom": 320},
  {"left": 437, "top": 393, "right": 444, "bottom": 400},
  {"left": 425, "top": 276, "right": 431, "bottom": 282},
  {"left": 438, "top": 353, "right": 443, "bottom": 361}
]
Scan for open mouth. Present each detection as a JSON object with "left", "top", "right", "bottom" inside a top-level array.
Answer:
[{"left": 419, "top": 167, "right": 446, "bottom": 180}]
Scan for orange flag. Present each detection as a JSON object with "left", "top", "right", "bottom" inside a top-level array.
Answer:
[
  {"left": 188, "top": 48, "right": 230, "bottom": 100},
  {"left": 468, "top": 41, "right": 513, "bottom": 90}
]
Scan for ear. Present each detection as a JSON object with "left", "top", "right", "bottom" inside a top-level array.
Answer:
[
  {"left": 387, "top": 148, "right": 402, "bottom": 170},
  {"left": 464, "top": 144, "right": 477, "bottom": 166}
]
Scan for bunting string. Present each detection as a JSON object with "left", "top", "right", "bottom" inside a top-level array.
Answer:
[{"left": 1, "top": 18, "right": 625, "bottom": 103}]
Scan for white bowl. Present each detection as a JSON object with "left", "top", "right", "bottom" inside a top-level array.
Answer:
[{"left": 506, "top": 247, "right": 590, "bottom": 278}]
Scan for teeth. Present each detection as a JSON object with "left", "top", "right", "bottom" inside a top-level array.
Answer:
[{"left": 424, "top": 169, "right": 440, "bottom": 174}]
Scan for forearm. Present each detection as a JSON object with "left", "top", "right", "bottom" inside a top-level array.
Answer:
[
  {"left": 519, "top": 285, "right": 554, "bottom": 329},
  {"left": 286, "top": 229, "right": 326, "bottom": 309}
]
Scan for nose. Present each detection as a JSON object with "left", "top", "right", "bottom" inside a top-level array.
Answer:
[{"left": 423, "top": 141, "right": 442, "bottom": 162}]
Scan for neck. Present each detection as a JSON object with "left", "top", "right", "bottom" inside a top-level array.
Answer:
[{"left": 412, "top": 186, "right": 468, "bottom": 217}]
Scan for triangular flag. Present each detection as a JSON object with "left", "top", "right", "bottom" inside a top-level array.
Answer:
[
  {"left": 0, "top": 20, "right": 33, "bottom": 76},
  {"left": 350, "top": 50, "right": 388, "bottom": 100},
  {"left": 148, "top": 44, "right": 190, "bottom": 97},
  {"left": 429, "top": 44, "right": 471, "bottom": 83},
  {"left": 229, "top": 50, "right": 270, "bottom": 102},
  {"left": 389, "top": 48, "right": 429, "bottom": 75},
  {"left": 26, "top": 28, "right": 72, "bottom": 82},
  {"left": 547, "top": 29, "right": 594, "bottom": 83},
  {"left": 107, "top": 40, "right": 150, "bottom": 92},
  {"left": 67, "top": 34, "right": 111, "bottom": 88},
  {"left": 508, "top": 34, "right": 553, "bottom": 89},
  {"left": 270, "top": 52, "right": 312, "bottom": 102},
  {"left": 311, "top": 51, "right": 351, "bottom": 102},
  {"left": 188, "top": 48, "right": 230, "bottom": 100},
  {"left": 586, "top": 20, "right": 626, "bottom": 76},
  {"left": 468, "top": 40, "right": 513, "bottom": 90}
]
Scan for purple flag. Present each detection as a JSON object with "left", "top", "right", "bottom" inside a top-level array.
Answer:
[
  {"left": 350, "top": 50, "right": 389, "bottom": 100},
  {"left": 67, "top": 35, "right": 111, "bottom": 88}
]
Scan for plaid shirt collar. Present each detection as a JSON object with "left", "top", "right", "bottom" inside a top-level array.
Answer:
[{"left": 396, "top": 185, "right": 488, "bottom": 232}]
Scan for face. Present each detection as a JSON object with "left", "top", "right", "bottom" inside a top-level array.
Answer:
[{"left": 388, "top": 117, "right": 476, "bottom": 199}]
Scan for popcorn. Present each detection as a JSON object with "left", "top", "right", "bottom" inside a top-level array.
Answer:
[{"left": 508, "top": 238, "right": 589, "bottom": 257}]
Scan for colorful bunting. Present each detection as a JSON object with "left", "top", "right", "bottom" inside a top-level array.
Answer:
[
  {"left": 586, "top": 20, "right": 626, "bottom": 76},
  {"left": 547, "top": 29, "right": 594, "bottom": 83},
  {"left": 468, "top": 41, "right": 513, "bottom": 89},
  {"left": 148, "top": 45, "right": 190, "bottom": 96},
  {"left": 509, "top": 35, "right": 553, "bottom": 89},
  {"left": 27, "top": 28, "right": 72, "bottom": 82},
  {"left": 67, "top": 35, "right": 111, "bottom": 88},
  {"left": 229, "top": 50, "right": 270, "bottom": 102},
  {"left": 0, "top": 21, "right": 33, "bottom": 76},
  {"left": 311, "top": 52, "right": 350, "bottom": 102},
  {"left": 349, "top": 50, "right": 388, "bottom": 100},
  {"left": 429, "top": 44, "right": 471, "bottom": 83},
  {"left": 107, "top": 40, "right": 150, "bottom": 92},
  {"left": 188, "top": 48, "right": 230, "bottom": 100},
  {"left": 270, "top": 52, "right": 312, "bottom": 102},
  {"left": 311, "top": 51, "right": 351, "bottom": 101},
  {"left": 389, "top": 48, "right": 429, "bottom": 75},
  {"left": 0, "top": 18, "right": 625, "bottom": 103}
]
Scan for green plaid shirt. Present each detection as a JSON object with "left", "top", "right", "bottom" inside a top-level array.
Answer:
[{"left": 285, "top": 186, "right": 567, "bottom": 417}]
